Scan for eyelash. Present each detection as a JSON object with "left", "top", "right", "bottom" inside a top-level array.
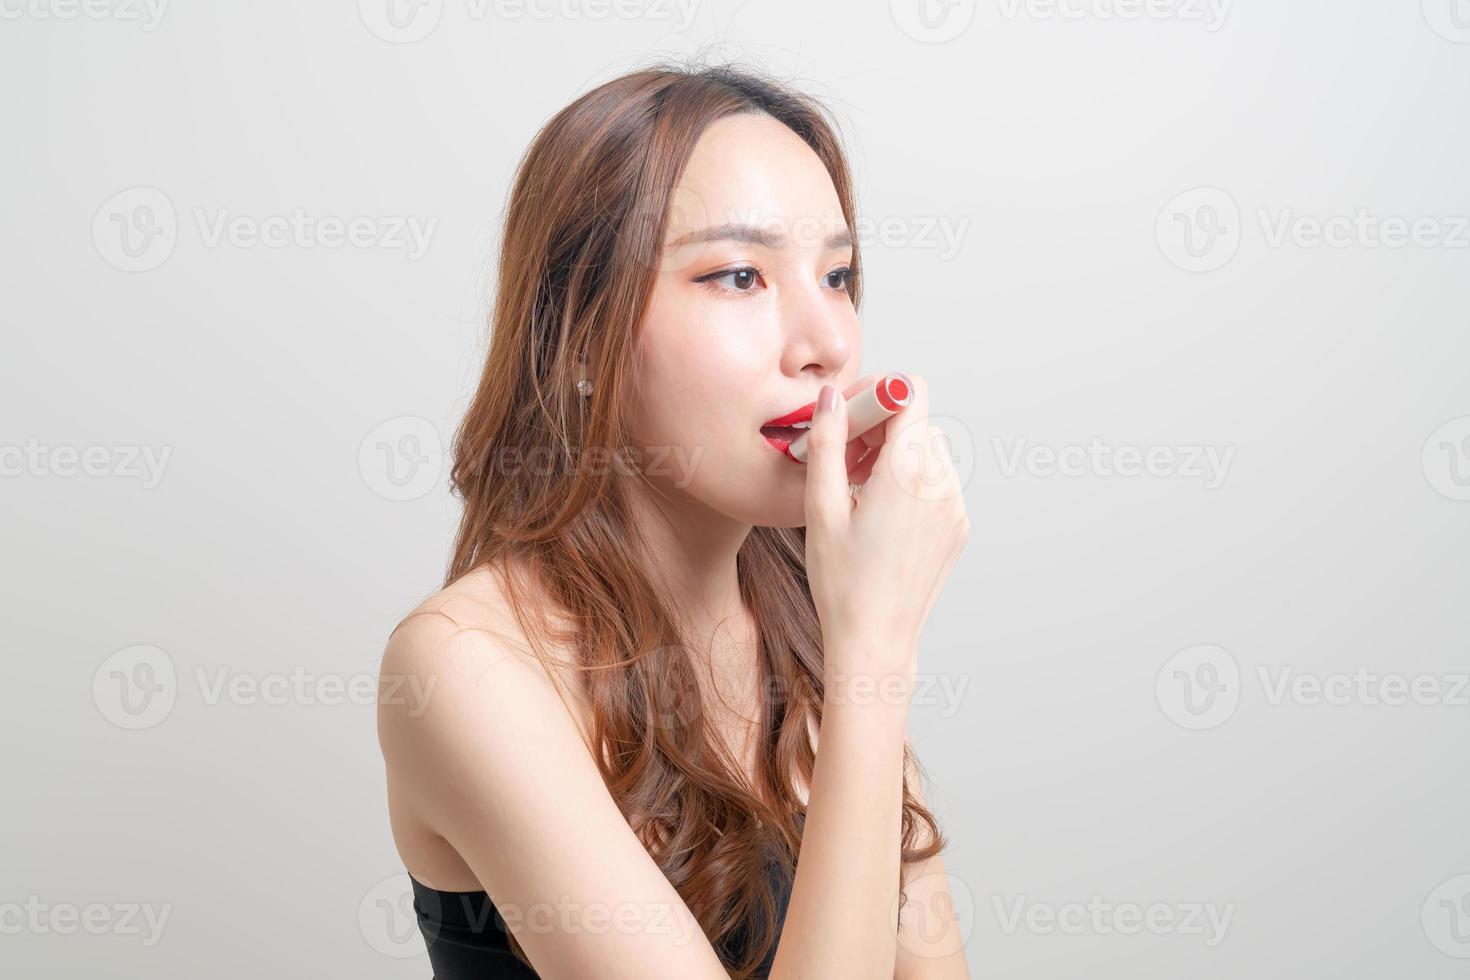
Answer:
[{"left": 695, "top": 265, "right": 858, "bottom": 296}]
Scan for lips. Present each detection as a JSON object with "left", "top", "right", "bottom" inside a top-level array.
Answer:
[
  {"left": 763, "top": 400, "right": 818, "bottom": 429},
  {"left": 760, "top": 398, "right": 820, "bottom": 461}
]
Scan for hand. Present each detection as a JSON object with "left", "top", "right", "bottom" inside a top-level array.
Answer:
[{"left": 802, "top": 374, "right": 970, "bottom": 683}]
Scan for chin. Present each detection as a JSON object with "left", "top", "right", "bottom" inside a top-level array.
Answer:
[
  {"left": 717, "top": 485, "right": 808, "bottom": 529},
  {"left": 662, "top": 451, "right": 809, "bottom": 527}
]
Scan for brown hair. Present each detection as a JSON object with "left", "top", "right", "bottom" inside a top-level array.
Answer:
[{"left": 445, "top": 56, "right": 945, "bottom": 977}]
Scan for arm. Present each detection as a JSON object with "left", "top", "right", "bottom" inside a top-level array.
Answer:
[
  {"left": 378, "top": 615, "right": 937, "bottom": 980},
  {"left": 893, "top": 754, "right": 970, "bottom": 979},
  {"left": 378, "top": 614, "right": 730, "bottom": 979},
  {"left": 768, "top": 654, "right": 911, "bottom": 980}
]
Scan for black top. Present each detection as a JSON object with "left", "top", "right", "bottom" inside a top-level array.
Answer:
[{"left": 411, "top": 831, "right": 798, "bottom": 979}]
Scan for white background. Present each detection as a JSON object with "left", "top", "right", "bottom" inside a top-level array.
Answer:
[{"left": 3, "top": 1, "right": 1469, "bottom": 977}]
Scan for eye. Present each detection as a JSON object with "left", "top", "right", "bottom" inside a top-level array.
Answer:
[
  {"left": 697, "top": 266, "right": 764, "bottom": 293},
  {"left": 825, "top": 266, "right": 857, "bottom": 293}
]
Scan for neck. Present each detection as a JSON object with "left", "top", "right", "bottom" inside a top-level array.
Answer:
[{"left": 620, "top": 477, "right": 754, "bottom": 647}]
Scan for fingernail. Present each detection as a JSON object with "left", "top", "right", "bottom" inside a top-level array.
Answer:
[{"left": 817, "top": 385, "right": 836, "bottom": 415}]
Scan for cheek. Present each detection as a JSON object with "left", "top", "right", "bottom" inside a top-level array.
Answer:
[{"left": 634, "top": 301, "right": 769, "bottom": 447}]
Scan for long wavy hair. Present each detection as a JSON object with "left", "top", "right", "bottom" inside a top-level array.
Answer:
[{"left": 444, "top": 58, "right": 946, "bottom": 978}]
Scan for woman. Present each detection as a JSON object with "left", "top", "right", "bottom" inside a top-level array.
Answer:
[{"left": 376, "top": 60, "right": 971, "bottom": 979}]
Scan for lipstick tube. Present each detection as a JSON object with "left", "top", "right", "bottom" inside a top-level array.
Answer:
[{"left": 787, "top": 372, "right": 914, "bottom": 463}]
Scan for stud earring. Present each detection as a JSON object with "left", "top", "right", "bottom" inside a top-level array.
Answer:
[{"left": 576, "top": 378, "right": 593, "bottom": 397}]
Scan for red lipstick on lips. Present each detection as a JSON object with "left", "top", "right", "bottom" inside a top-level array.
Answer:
[
  {"left": 760, "top": 372, "right": 915, "bottom": 464},
  {"left": 759, "top": 399, "right": 818, "bottom": 462}
]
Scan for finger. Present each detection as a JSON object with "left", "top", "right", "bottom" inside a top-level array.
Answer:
[
  {"left": 823, "top": 374, "right": 878, "bottom": 456},
  {"left": 846, "top": 444, "right": 879, "bottom": 486},
  {"left": 854, "top": 422, "right": 888, "bottom": 456},
  {"left": 803, "top": 383, "right": 852, "bottom": 532},
  {"left": 836, "top": 374, "right": 920, "bottom": 484}
]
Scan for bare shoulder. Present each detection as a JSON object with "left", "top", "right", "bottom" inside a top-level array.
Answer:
[
  {"left": 377, "top": 562, "right": 594, "bottom": 774},
  {"left": 373, "top": 567, "right": 733, "bottom": 975},
  {"left": 386, "top": 561, "right": 534, "bottom": 658}
]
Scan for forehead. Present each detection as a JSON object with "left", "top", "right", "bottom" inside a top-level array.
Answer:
[{"left": 668, "top": 112, "right": 846, "bottom": 241}]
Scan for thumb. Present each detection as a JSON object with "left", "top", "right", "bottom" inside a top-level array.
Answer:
[{"left": 803, "top": 384, "right": 851, "bottom": 532}]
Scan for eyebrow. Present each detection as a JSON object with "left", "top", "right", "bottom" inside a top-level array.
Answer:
[{"left": 665, "top": 222, "right": 853, "bottom": 251}]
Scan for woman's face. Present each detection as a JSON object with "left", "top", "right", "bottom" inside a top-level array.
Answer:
[{"left": 626, "top": 112, "right": 861, "bottom": 528}]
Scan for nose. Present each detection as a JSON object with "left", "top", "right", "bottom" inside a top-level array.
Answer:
[{"left": 778, "top": 276, "right": 853, "bottom": 379}]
